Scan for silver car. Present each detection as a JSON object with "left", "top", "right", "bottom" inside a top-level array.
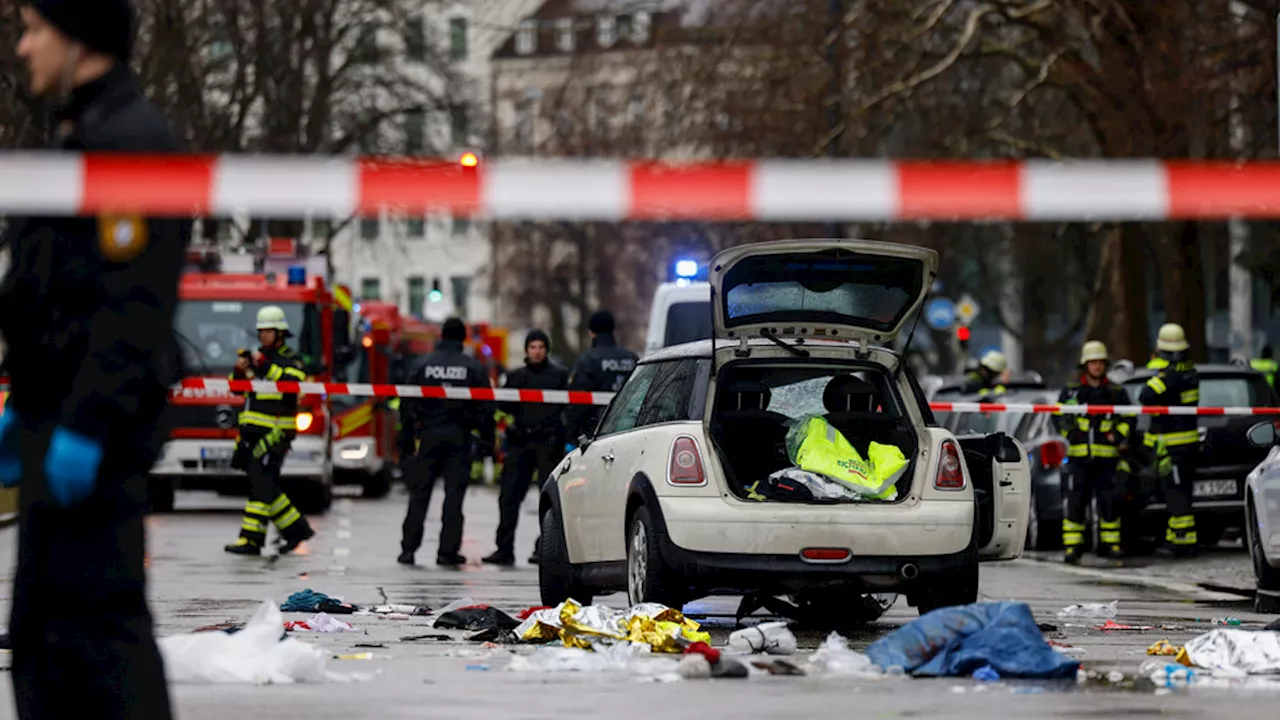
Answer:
[{"left": 1245, "top": 420, "right": 1280, "bottom": 613}]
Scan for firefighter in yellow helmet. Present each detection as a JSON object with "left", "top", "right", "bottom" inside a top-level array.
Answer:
[
  {"left": 1055, "top": 341, "right": 1133, "bottom": 562},
  {"left": 964, "top": 350, "right": 1008, "bottom": 396},
  {"left": 1252, "top": 344, "right": 1276, "bottom": 391},
  {"left": 1139, "top": 323, "right": 1201, "bottom": 556}
]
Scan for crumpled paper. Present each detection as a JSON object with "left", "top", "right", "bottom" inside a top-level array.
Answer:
[
  {"left": 513, "top": 599, "right": 710, "bottom": 653},
  {"left": 1182, "top": 629, "right": 1280, "bottom": 675}
]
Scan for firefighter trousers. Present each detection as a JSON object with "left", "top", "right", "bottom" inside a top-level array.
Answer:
[
  {"left": 401, "top": 434, "right": 469, "bottom": 558},
  {"left": 1164, "top": 452, "right": 1198, "bottom": 548},
  {"left": 496, "top": 438, "right": 562, "bottom": 558},
  {"left": 1062, "top": 459, "right": 1121, "bottom": 554},
  {"left": 10, "top": 424, "right": 172, "bottom": 719},
  {"left": 237, "top": 449, "right": 311, "bottom": 547}
]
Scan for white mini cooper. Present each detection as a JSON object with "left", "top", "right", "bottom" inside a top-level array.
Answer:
[{"left": 537, "top": 239, "right": 1031, "bottom": 621}]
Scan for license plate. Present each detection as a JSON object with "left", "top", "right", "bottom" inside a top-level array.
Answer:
[
  {"left": 200, "top": 447, "right": 233, "bottom": 465},
  {"left": 1193, "top": 480, "right": 1237, "bottom": 498}
]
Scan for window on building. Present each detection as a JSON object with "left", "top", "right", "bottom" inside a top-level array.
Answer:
[
  {"left": 449, "top": 17, "right": 468, "bottom": 61},
  {"left": 354, "top": 25, "right": 377, "bottom": 63},
  {"left": 627, "top": 95, "right": 645, "bottom": 126},
  {"left": 361, "top": 277, "right": 381, "bottom": 301},
  {"left": 405, "top": 110, "right": 425, "bottom": 154},
  {"left": 403, "top": 16, "right": 425, "bottom": 61},
  {"left": 311, "top": 218, "right": 333, "bottom": 240},
  {"left": 452, "top": 216, "right": 470, "bottom": 235},
  {"left": 555, "top": 18, "right": 575, "bottom": 52},
  {"left": 407, "top": 276, "right": 426, "bottom": 316},
  {"left": 597, "top": 15, "right": 616, "bottom": 47},
  {"left": 516, "top": 19, "right": 536, "bottom": 54},
  {"left": 515, "top": 97, "right": 536, "bottom": 148},
  {"left": 405, "top": 216, "right": 425, "bottom": 238},
  {"left": 450, "top": 105, "right": 469, "bottom": 145},
  {"left": 632, "top": 11, "right": 651, "bottom": 43},
  {"left": 360, "top": 217, "right": 379, "bottom": 240},
  {"left": 451, "top": 275, "right": 471, "bottom": 318}
]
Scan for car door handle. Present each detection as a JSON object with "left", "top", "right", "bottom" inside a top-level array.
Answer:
[{"left": 601, "top": 452, "right": 615, "bottom": 465}]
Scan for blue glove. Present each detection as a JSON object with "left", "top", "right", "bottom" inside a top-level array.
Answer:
[
  {"left": 0, "top": 411, "right": 21, "bottom": 487},
  {"left": 44, "top": 427, "right": 103, "bottom": 507}
]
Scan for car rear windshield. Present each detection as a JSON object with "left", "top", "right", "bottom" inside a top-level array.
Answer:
[
  {"left": 1123, "top": 374, "right": 1274, "bottom": 408},
  {"left": 664, "top": 301, "right": 713, "bottom": 347},
  {"left": 737, "top": 365, "right": 905, "bottom": 421}
]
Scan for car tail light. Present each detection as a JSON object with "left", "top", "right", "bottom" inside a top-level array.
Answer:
[
  {"left": 1041, "top": 439, "right": 1067, "bottom": 470},
  {"left": 935, "top": 440, "right": 965, "bottom": 490},
  {"left": 668, "top": 436, "right": 706, "bottom": 486},
  {"left": 801, "top": 547, "right": 851, "bottom": 562}
]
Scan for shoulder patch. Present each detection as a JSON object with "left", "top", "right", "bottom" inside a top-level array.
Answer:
[{"left": 97, "top": 215, "right": 148, "bottom": 262}]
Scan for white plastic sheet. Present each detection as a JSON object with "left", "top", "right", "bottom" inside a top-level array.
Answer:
[
  {"left": 1056, "top": 600, "right": 1118, "bottom": 620},
  {"left": 506, "top": 642, "right": 680, "bottom": 682},
  {"left": 727, "top": 621, "right": 798, "bottom": 656},
  {"left": 1183, "top": 629, "right": 1280, "bottom": 675},
  {"left": 160, "top": 601, "right": 372, "bottom": 684},
  {"left": 807, "top": 632, "right": 884, "bottom": 678}
]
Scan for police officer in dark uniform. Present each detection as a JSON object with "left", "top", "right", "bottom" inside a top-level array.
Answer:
[
  {"left": 483, "top": 329, "right": 570, "bottom": 566},
  {"left": 1139, "top": 323, "right": 1201, "bottom": 556},
  {"left": 0, "top": 2, "right": 185, "bottom": 716},
  {"left": 566, "top": 310, "right": 639, "bottom": 442},
  {"left": 398, "top": 318, "right": 493, "bottom": 566}
]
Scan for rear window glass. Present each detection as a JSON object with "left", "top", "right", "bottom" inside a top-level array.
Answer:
[
  {"left": 1123, "top": 375, "right": 1271, "bottom": 408},
  {"left": 721, "top": 365, "right": 903, "bottom": 422},
  {"left": 663, "top": 301, "right": 713, "bottom": 347}
]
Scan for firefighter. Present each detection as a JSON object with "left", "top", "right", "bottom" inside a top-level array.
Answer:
[
  {"left": 1253, "top": 344, "right": 1276, "bottom": 390},
  {"left": 1056, "top": 341, "right": 1133, "bottom": 563},
  {"left": 0, "top": 1, "right": 185, "bottom": 716},
  {"left": 963, "top": 350, "right": 1008, "bottom": 396},
  {"left": 224, "top": 306, "right": 316, "bottom": 556},
  {"left": 565, "top": 310, "right": 640, "bottom": 442},
  {"left": 1139, "top": 323, "right": 1201, "bottom": 555},
  {"left": 398, "top": 318, "right": 493, "bottom": 567},
  {"left": 483, "top": 329, "right": 570, "bottom": 566}
]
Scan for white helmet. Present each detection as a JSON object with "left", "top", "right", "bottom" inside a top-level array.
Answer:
[
  {"left": 256, "top": 305, "right": 290, "bottom": 332},
  {"left": 1156, "top": 323, "right": 1188, "bottom": 353},
  {"left": 1080, "top": 340, "right": 1109, "bottom": 364},
  {"left": 979, "top": 350, "right": 1007, "bottom": 374}
]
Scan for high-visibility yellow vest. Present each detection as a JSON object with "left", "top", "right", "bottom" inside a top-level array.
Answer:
[
  {"left": 1252, "top": 358, "right": 1277, "bottom": 388},
  {"left": 789, "top": 417, "right": 907, "bottom": 500}
]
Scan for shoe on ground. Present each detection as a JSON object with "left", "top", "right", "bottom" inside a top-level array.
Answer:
[
  {"left": 482, "top": 551, "right": 515, "bottom": 567},
  {"left": 437, "top": 553, "right": 467, "bottom": 567},
  {"left": 1096, "top": 544, "right": 1123, "bottom": 559},
  {"left": 1063, "top": 547, "right": 1082, "bottom": 565},
  {"left": 397, "top": 552, "right": 415, "bottom": 566},
  {"left": 528, "top": 550, "right": 540, "bottom": 565},
  {"left": 278, "top": 525, "right": 315, "bottom": 556},
  {"left": 225, "top": 539, "right": 261, "bottom": 556}
]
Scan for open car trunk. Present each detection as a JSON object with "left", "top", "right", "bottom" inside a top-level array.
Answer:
[{"left": 708, "top": 360, "right": 920, "bottom": 504}]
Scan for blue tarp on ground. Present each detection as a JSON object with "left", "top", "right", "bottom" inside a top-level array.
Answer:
[{"left": 866, "top": 601, "right": 1080, "bottom": 679}]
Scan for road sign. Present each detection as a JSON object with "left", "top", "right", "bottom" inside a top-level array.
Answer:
[
  {"left": 957, "top": 294, "right": 981, "bottom": 325},
  {"left": 924, "top": 297, "right": 957, "bottom": 330}
]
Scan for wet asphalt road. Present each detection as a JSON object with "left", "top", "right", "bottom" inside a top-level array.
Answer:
[{"left": 0, "top": 484, "right": 1278, "bottom": 719}]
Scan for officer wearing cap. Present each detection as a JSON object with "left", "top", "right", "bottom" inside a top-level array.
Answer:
[
  {"left": 0, "top": 1, "right": 188, "bottom": 717},
  {"left": 398, "top": 318, "right": 494, "bottom": 566},
  {"left": 1139, "top": 323, "right": 1201, "bottom": 555},
  {"left": 565, "top": 310, "right": 640, "bottom": 442}
]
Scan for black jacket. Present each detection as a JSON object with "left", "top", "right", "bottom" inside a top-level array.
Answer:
[
  {"left": 1138, "top": 360, "right": 1201, "bottom": 454},
  {"left": 0, "top": 64, "right": 189, "bottom": 471},
  {"left": 1055, "top": 378, "right": 1132, "bottom": 460},
  {"left": 566, "top": 333, "right": 638, "bottom": 438},
  {"left": 502, "top": 358, "right": 570, "bottom": 443},
  {"left": 402, "top": 339, "right": 493, "bottom": 444}
]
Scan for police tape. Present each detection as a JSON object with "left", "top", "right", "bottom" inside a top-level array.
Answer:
[
  {"left": 8, "top": 154, "right": 1280, "bottom": 220},
  {"left": 176, "top": 378, "right": 1280, "bottom": 416}
]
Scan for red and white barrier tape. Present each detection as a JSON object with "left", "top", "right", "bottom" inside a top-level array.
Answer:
[
  {"left": 7, "top": 155, "right": 1280, "bottom": 220},
  {"left": 176, "top": 378, "right": 1280, "bottom": 416}
]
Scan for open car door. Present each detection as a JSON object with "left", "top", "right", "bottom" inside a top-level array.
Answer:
[{"left": 958, "top": 433, "right": 1032, "bottom": 561}]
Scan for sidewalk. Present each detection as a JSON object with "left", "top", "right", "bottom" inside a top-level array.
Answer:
[{"left": 1024, "top": 544, "right": 1256, "bottom": 598}]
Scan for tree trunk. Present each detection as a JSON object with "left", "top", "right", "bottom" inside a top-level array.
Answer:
[
  {"left": 1085, "top": 225, "right": 1150, "bottom": 363},
  {"left": 1160, "top": 223, "right": 1208, "bottom": 362}
]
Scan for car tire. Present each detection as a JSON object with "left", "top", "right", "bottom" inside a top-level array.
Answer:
[
  {"left": 1197, "top": 518, "right": 1226, "bottom": 548},
  {"left": 1026, "top": 494, "right": 1062, "bottom": 551},
  {"left": 915, "top": 555, "right": 978, "bottom": 616},
  {"left": 539, "top": 509, "right": 592, "bottom": 606},
  {"left": 146, "top": 478, "right": 175, "bottom": 514},
  {"left": 1247, "top": 499, "right": 1280, "bottom": 592},
  {"left": 361, "top": 469, "right": 391, "bottom": 499},
  {"left": 627, "top": 506, "right": 683, "bottom": 608}
]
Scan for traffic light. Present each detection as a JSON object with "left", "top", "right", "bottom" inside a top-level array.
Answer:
[{"left": 956, "top": 325, "right": 971, "bottom": 350}]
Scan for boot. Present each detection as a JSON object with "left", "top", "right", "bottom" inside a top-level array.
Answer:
[
  {"left": 482, "top": 551, "right": 515, "bottom": 567},
  {"left": 397, "top": 552, "right": 415, "bottom": 565},
  {"left": 278, "top": 524, "right": 315, "bottom": 555},
  {"left": 225, "top": 538, "right": 261, "bottom": 556},
  {"left": 437, "top": 553, "right": 467, "bottom": 567},
  {"left": 1063, "top": 546, "right": 1082, "bottom": 565}
]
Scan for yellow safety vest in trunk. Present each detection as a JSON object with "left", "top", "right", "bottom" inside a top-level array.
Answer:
[{"left": 790, "top": 417, "right": 907, "bottom": 500}]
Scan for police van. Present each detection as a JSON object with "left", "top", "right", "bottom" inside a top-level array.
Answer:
[{"left": 643, "top": 281, "right": 712, "bottom": 357}]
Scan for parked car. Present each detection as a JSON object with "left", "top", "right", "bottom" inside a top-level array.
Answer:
[
  {"left": 947, "top": 388, "right": 1066, "bottom": 552},
  {"left": 1117, "top": 364, "right": 1280, "bottom": 546},
  {"left": 1244, "top": 420, "right": 1280, "bottom": 613},
  {"left": 537, "top": 239, "right": 1031, "bottom": 624},
  {"left": 929, "top": 373, "right": 1046, "bottom": 428}
]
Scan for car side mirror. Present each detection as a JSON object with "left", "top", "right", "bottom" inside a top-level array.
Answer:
[
  {"left": 1246, "top": 421, "right": 1278, "bottom": 448},
  {"left": 988, "top": 432, "right": 1022, "bottom": 464}
]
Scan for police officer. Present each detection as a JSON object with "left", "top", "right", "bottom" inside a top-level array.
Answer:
[
  {"left": 1139, "top": 323, "right": 1201, "bottom": 556},
  {"left": 0, "top": 2, "right": 185, "bottom": 716},
  {"left": 483, "top": 329, "right": 570, "bottom": 566},
  {"left": 1252, "top": 344, "right": 1276, "bottom": 391},
  {"left": 1056, "top": 341, "right": 1133, "bottom": 563},
  {"left": 224, "top": 307, "right": 316, "bottom": 556},
  {"left": 566, "top": 310, "right": 640, "bottom": 441},
  {"left": 398, "top": 318, "right": 493, "bottom": 566},
  {"left": 963, "top": 350, "right": 1008, "bottom": 396}
]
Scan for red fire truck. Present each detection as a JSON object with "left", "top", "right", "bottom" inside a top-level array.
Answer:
[{"left": 149, "top": 249, "right": 355, "bottom": 514}]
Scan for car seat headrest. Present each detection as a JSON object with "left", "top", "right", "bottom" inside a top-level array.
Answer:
[
  {"left": 823, "top": 374, "right": 879, "bottom": 413},
  {"left": 725, "top": 380, "right": 771, "bottom": 412}
]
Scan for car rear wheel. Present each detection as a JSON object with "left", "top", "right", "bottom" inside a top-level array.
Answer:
[
  {"left": 538, "top": 509, "right": 593, "bottom": 606},
  {"left": 1026, "top": 494, "right": 1062, "bottom": 551},
  {"left": 627, "top": 506, "right": 683, "bottom": 608},
  {"left": 1247, "top": 499, "right": 1280, "bottom": 592},
  {"left": 146, "top": 478, "right": 175, "bottom": 514},
  {"left": 361, "top": 469, "right": 391, "bottom": 499}
]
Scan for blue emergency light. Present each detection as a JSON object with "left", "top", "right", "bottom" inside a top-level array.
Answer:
[
  {"left": 674, "top": 259, "right": 698, "bottom": 278},
  {"left": 286, "top": 265, "right": 307, "bottom": 286}
]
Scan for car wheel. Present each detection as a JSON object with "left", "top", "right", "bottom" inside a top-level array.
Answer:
[
  {"left": 915, "top": 556, "right": 978, "bottom": 616},
  {"left": 146, "top": 478, "right": 175, "bottom": 514},
  {"left": 627, "top": 506, "right": 682, "bottom": 608},
  {"left": 1026, "top": 494, "right": 1060, "bottom": 551},
  {"left": 1247, "top": 500, "right": 1280, "bottom": 592},
  {"left": 539, "top": 509, "right": 593, "bottom": 606},
  {"left": 1197, "top": 518, "right": 1226, "bottom": 548},
  {"left": 361, "top": 469, "right": 391, "bottom": 499}
]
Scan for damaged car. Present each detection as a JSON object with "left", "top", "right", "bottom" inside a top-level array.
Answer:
[{"left": 537, "top": 239, "right": 1031, "bottom": 623}]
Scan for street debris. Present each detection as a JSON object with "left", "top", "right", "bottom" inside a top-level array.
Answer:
[
  {"left": 1210, "top": 617, "right": 1243, "bottom": 626},
  {"left": 1140, "top": 661, "right": 1197, "bottom": 688},
  {"left": 1145, "top": 640, "right": 1183, "bottom": 658},
  {"left": 1094, "top": 620, "right": 1154, "bottom": 632},
  {"left": 280, "top": 589, "right": 358, "bottom": 615},
  {"left": 399, "top": 633, "right": 455, "bottom": 642},
  {"left": 283, "top": 612, "right": 357, "bottom": 633},
  {"left": 972, "top": 665, "right": 1000, "bottom": 682},
  {"left": 506, "top": 642, "right": 681, "bottom": 682},
  {"left": 680, "top": 642, "right": 749, "bottom": 679},
  {"left": 866, "top": 601, "right": 1080, "bottom": 679},
  {"left": 1180, "top": 629, "right": 1280, "bottom": 675},
  {"left": 434, "top": 605, "right": 520, "bottom": 632},
  {"left": 1056, "top": 601, "right": 1118, "bottom": 620},
  {"left": 727, "top": 621, "right": 797, "bottom": 656},
  {"left": 513, "top": 599, "right": 711, "bottom": 652},
  {"left": 807, "top": 632, "right": 884, "bottom": 678},
  {"left": 159, "top": 601, "right": 372, "bottom": 684}
]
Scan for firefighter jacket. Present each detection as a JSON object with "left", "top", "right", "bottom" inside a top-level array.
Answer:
[
  {"left": 401, "top": 339, "right": 494, "bottom": 444},
  {"left": 1117, "top": 432, "right": 1173, "bottom": 479},
  {"left": 1055, "top": 379, "right": 1133, "bottom": 460},
  {"left": 502, "top": 358, "right": 570, "bottom": 444},
  {"left": 1138, "top": 361, "right": 1200, "bottom": 454},
  {"left": 785, "top": 416, "right": 908, "bottom": 501},
  {"left": 233, "top": 345, "right": 308, "bottom": 460},
  {"left": 566, "top": 332, "right": 639, "bottom": 438},
  {"left": 0, "top": 63, "right": 189, "bottom": 471},
  {"left": 963, "top": 371, "right": 1006, "bottom": 397},
  {"left": 1252, "top": 358, "right": 1277, "bottom": 389}
]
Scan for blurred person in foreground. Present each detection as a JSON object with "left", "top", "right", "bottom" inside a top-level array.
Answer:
[{"left": 0, "top": 0, "right": 188, "bottom": 717}]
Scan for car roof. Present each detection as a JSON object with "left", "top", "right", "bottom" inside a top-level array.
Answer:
[{"left": 638, "top": 337, "right": 897, "bottom": 363}]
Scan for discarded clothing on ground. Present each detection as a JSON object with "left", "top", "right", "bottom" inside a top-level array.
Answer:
[
  {"left": 160, "top": 601, "right": 371, "bottom": 684},
  {"left": 514, "top": 599, "right": 711, "bottom": 653},
  {"left": 434, "top": 605, "right": 520, "bottom": 632},
  {"left": 865, "top": 601, "right": 1080, "bottom": 679},
  {"left": 1181, "top": 629, "right": 1280, "bottom": 675},
  {"left": 283, "top": 612, "right": 357, "bottom": 633},
  {"left": 280, "top": 589, "right": 358, "bottom": 615}
]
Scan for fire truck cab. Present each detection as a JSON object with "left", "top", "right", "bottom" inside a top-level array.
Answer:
[{"left": 150, "top": 250, "right": 355, "bottom": 515}]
